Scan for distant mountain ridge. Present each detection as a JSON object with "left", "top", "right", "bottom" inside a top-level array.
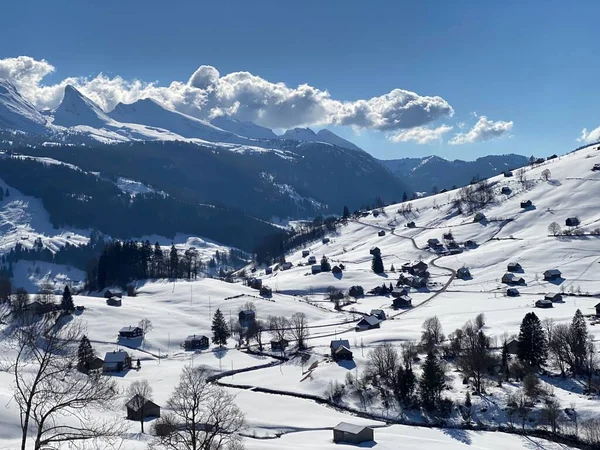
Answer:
[{"left": 380, "top": 154, "right": 529, "bottom": 193}]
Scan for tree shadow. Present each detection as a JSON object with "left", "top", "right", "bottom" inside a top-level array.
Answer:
[
  {"left": 547, "top": 277, "right": 565, "bottom": 286},
  {"left": 334, "top": 272, "right": 343, "bottom": 280},
  {"left": 548, "top": 179, "right": 562, "bottom": 187},
  {"left": 214, "top": 346, "right": 229, "bottom": 360},
  {"left": 441, "top": 428, "right": 473, "bottom": 445}
]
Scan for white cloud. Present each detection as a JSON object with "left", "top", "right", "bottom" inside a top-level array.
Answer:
[
  {"left": 449, "top": 115, "right": 513, "bottom": 145},
  {"left": 390, "top": 124, "right": 453, "bottom": 144},
  {"left": 577, "top": 126, "right": 600, "bottom": 143},
  {"left": 0, "top": 56, "right": 454, "bottom": 132}
]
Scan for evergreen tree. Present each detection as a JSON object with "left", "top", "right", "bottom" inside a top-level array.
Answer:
[
  {"left": 501, "top": 341, "right": 510, "bottom": 381},
  {"left": 77, "top": 335, "right": 95, "bottom": 372},
  {"left": 402, "top": 191, "right": 408, "bottom": 202},
  {"left": 517, "top": 312, "right": 547, "bottom": 368},
  {"left": 569, "top": 309, "right": 588, "bottom": 374},
  {"left": 169, "top": 244, "right": 179, "bottom": 278},
  {"left": 342, "top": 205, "right": 350, "bottom": 219},
  {"left": 320, "top": 256, "right": 331, "bottom": 272},
  {"left": 395, "top": 366, "right": 416, "bottom": 405},
  {"left": 419, "top": 351, "right": 446, "bottom": 410},
  {"left": 60, "top": 285, "right": 75, "bottom": 312},
  {"left": 372, "top": 252, "right": 384, "bottom": 274},
  {"left": 211, "top": 308, "right": 230, "bottom": 347}
]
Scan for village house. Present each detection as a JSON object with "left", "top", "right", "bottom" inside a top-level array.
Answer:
[
  {"left": 378, "top": 230, "right": 386, "bottom": 237},
  {"left": 302, "top": 250, "right": 310, "bottom": 257},
  {"left": 474, "top": 212, "right": 486, "bottom": 222},
  {"left": 393, "top": 294, "right": 412, "bottom": 308},
  {"left": 507, "top": 262, "right": 522, "bottom": 272},
  {"left": 330, "top": 339, "right": 353, "bottom": 361},
  {"left": 183, "top": 334, "right": 209, "bottom": 350},
  {"left": 427, "top": 238, "right": 441, "bottom": 248},
  {"left": 103, "top": 350, "right": 131, "bottom": 373},
  {"left": 238, "top": 310, "right": 256, "bottom": 328},
  {"left": 507, "top": 288, "right": 520, "bottom": 297},
  {"left": 370, "top": 246, "right": 381, "bottom": 256},
  {"left": 504, "top": 171, "right": 513, "bottom": 177},
  {"left": 332, "top": 265, "right": 343, "bottom": 274},
  {"left": 502, "top": 273, "right": 525, "bottom": 285},
  {"left": 392, "top": 287, "right": 409, "bottom": 298},
  {"left": 106, "top": 297, "right": 122, "bottom": 307},
  {"left": 402, "top": 261, "right": 428, "bottom": 275},
  {"left": 126, "top": 395, "right": 161, "bottom": 421},
  {"left": 270, "top": 338, "right": 289, "bottom": 352},
  {"left": 545, "top": 293, "right": 563, "bottom": 303},
  {"left": 544, "top": 269, "right": 562, "bottom": 281},
  {"left": 521, "top": 200, "right": 533, "bottom": 208},
  {"left": 565, "top": 217, "right": 580, "bottom": 227},
  {"left": 501, "top": 186, "right": 511, "bottom": 195},
  {"left": 104, "top": 288, "right": 123, "bottom": 299},
  {"left": 593, "top": 163, "right": 600, "bottom": 172},
  {"left": 322, "top": 237, "right": 330, "bottom": 244},
  {"left": 333, "top": 423, "right": 374, "bottom": 445},
  {"left": 308, "top": 255, "right": 317, "bottom": 264},
  {"left": 265, "top": 267, "right": 273, "bottom": 275},
  {"left": 260, "top": 286, "right": 273, "bottom": 297},
  {"left": 355, "top": 315, "right": 381, "bottom": 332},
  {"left": 536, "top": 299, "right": 554, "bottom": 309},
  {"left": 311, "top": 264, "right": 322, "bottom": 275},
  {"left": 505, "top": 338, "right": 519, "bottom": 355},
  {"left": 119, "top": 326, "right": 143, "bottom": 339},
  {"left": 249, "top": 277, "right": 262, "bottom": 289},
  {"left": 407, "top": 221, "right": 416, "bottom": 228},
  {"left": 28, "top": 300, "right": 55, "bottom": 315},
  {"left": 457, "top": 267, "right": 471, "bottom": 279},
  {"left": 370, "top": 309, "right": 386, "bottom": 321},
  {"left": 464, "top": 239, "right": 477, "bottom": 247},
  {"left": 281, "top": 262, "right": 293, "bottom": 270}
]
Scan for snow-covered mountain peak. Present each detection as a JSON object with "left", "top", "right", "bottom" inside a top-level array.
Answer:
[
  {"left": 282, "top": 127, "right": 318, "bottom": 140},
  {"left": 210, "top": 115, "right": 277, "bottom": 140},
  {"left": 52, "top": 85, "right": 112, "bottom": 128},
  {"left": 0, "top": 78, "right": 48, "bottom": 134}
]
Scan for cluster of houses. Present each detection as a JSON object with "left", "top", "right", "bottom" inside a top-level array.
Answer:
[
  {"left": 355, "top": 309, "right": 387, "bottom": 332},
  {"left": 105, "top": 289, "right": 123, "bottom": 307},
  {"left": 426, "top": 236, "right": 473, "bottom": 256},
  {"left": 397, "top": 260, "right": 429, "bottom": 289}
]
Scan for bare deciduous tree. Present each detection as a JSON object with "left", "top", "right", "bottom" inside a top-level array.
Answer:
[
  {"left": 421, "top": 316, "right": 445, "bottom": 353},
  {"left": 268, "top": 315, "right": 289, "bottom": 343},
  {"left": 548, "top": 222, "right": 561, "bottom": 236},
  {"left": 400, "top": 341, "right": 418, "bottom": 370},
  {"left": 290, "top": 312, "right": 309, "bottom": 349},
  {"left": 367, "top": 343, "right": 399, "bottom": 391},
  {"left": 541, "top": 168, "right": 551, "bottom": 181},
  {"left": 126, "top": 379, "right": 154, "bottom": 433},
  {"left": 542, "top": 398, "right": 562, "bottom": 434},
  {"left": 152, "top": 366, "right": 245, "bottom": 450},
  {"left": 139, "top": 318, "right": 154, "bottom": 337},
  {"left": 7, "top": 318, "right": 123, "bottom": 450}
]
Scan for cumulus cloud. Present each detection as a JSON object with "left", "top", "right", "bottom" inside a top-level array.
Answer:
[
  {"left": 449, "top": 115, "right": 513, "bottom": 145},
  {"left": 577, "top": 126, "right": 600, "bottom": 143},
  {"left": 0, "top": 55, "right": 454, "bottom": 132},
  {"left": 390, "top": 124, "right": 453, "bottom": 145}
]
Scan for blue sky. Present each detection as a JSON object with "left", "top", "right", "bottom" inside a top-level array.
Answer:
[{"left": 2, "top": 0, "right": 600, "bottom": 160}]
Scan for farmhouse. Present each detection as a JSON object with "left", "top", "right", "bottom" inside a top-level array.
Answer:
[
  {"left": 536, "top": 299, "right": 554, "bottom": 309},
  {"left": 544, "top": 269, "right": 562, "bottom": 280},
  {"left": 505, "top": 339, "right": 519, "bottom": 355},
  {"left": 270, "top": 338, "right": 289, "bottom": 352},
  {"left": 332, "top": 265, "right": 343, "bottom": 274},
  {"left": 308, "top": 255, "right": 317, "bottom": 264},
  {"left": 507, "top": 262, "right": 522, "bottom": 272},
  {"left": 260, "top": 286, "right": 272, "bottom": 297},
  {"left": 119, "top": 326, "right": 143, "bottom": 339},
  {"left": 249, "top": 278, "right": 262, "bottom": 290},
  {"left": 378, "top": 230, "right": 386, "bottom": 237},
  {"left": 407, "top": 221, "right": 416, "bottom": 228},
  {"left": 402, "top": 261, "right": 428, "bottom": 275},
  {"left": 592, "top": 163, "right": 600, "bottom": 171},
  {"left": 565, "top": 217, "right": 580, "bottom": 227},
  {"left": 521, "top": 200, "right": 533, "bottom": 208},
  {"left": 393, "top": 295, "right": 412, "bottom": 308},
  {"left": 302, "top": 250, "right": 310, "bottom": 257},
  {"left": 370, "top": 246, "right": 381, "bottom": 256},
  {"left": 391, "top": 287, "right": 409, "bottom": 298},
  {"left": 507, "top": 288, "right": 520, "bottom": 297},
  {"left": 238, "top": 310, "right": 256, "bottom": 328},
  {"left": 501, "top": 186, "right": 511, "bottom": 195},
  {"left": 311, "top": 265, "right": 322, "bottom": 275},
  {"left": 322, "top": 237, "right": 330, "bottom": 244},
  {"left": 545, "top": 293, "right": 563, "bottom": 303},
  {"left": 330, "top": 340, "right": 353, "bottom": 361},
  {"left": 504, "top": 171, "right": 513, "bottom": 177},
  {"left": 370, "top": 309, "right": 386, "bottom": 321},
  {"left": 183, "top": 334, "right": 209, "bottom": 350},
  {"left": 464, "top": 239, "right": 477, "bottom": 247},
  {"left": 106, "top": 297, "right": 122, "bottom": 306},
  {"left": 103, "top": 350, "right": 131, "bottom": 373},
  {"left": 355, "top": 315, "right": 381, "bottom": 332},
  {"left": 265, "top": 267, "right": 273, "bottom": 275},
  {"left": 457, "top": 267, "right": 471, "bottom": 279},
  {"left": 427, "top": 238, "right": 441, "bottom": 248},
  {"left": 28, "top": 300, "right": 55, "bottom": 315},
  {"left": 281, "top": 262, "right": 293, "bottom": 270},
  {"left": 502, "top": 273, "right": 525, "bottom": 285},
  {"left": 126, "top": 395, "right": 161, "bottom": 421},
  {"left": 333, "top": 422, "right": 374, "bottom": 444}
]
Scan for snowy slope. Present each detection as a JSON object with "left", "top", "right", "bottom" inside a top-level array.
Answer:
[
  {"left": 109, "top": 98, "right": 255, "bottom": 145},
  {"left": 0, "top": 79, "right": 48, "bottom": 134},
  {"left": 210, "top": 115, "right": 277, "bottom": 139},
  {"left": 281, "top": 127, "right": 363, "bottom": 151}
]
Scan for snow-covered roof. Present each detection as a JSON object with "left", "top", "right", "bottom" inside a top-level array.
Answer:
[
  {"left": 330, "top": 339, "right": 350, "bottom": 351},
  {"left": 103, "top": 351, "right": 129, "bottom": 363},
  {"left": 334, "top": 422, "right": 371, "bottom": 434}
]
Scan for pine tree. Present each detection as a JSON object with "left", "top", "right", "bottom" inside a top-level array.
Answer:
[
  {"left": 402, "top": 192, "right": 408, "bottom": 202},
  {"left": 169, "top": 244, "right": 179, "bottom": 278},
  {"left": 320, "top": 256, "right": 331, "bottom": 272},
  {"left": 60, "top": 285, "right": 75, "bottom": 312},
  {"left": 395, "top": 366, "right": 416, "bottom": 405},
  {"left": 517, "top": 312, "right": 547, "bottom": 368},
  {"left": 211, "top": 309, "right": 230, "bottom": 347},
  {"left": 342, "top": 205, "right": 350, "bottom": 219},
  {"left": 77, "top": 335, "right": 95, "bottom": 372},
  {"left": 569, "top": 309, "right": 588, "bottom": 374},
  {"left": 419, "top": 351, "right": 446, "bottom": 410},
  {"left": 372, "top": 252, "right": 384, "bottom": 274},
  {"left": 501, "top": 341, "right": 510, "bottom": 381}
]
